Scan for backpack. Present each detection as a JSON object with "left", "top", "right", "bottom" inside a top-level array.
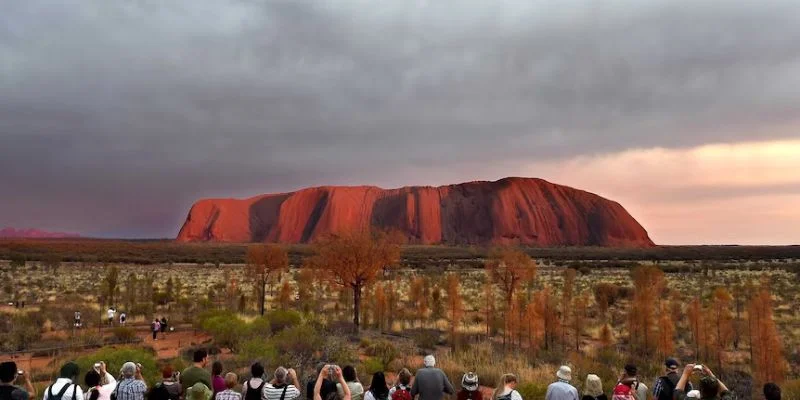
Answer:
[
  {"left": 245, "top": 381, "right": 265, "bottom": 400},
  {"left": 48, "top": 383, "right": 77, "bottom": 400},
  {"left": 655, "top": 376, "right": 675, "bottom": 400},
  {"left": 612, "top": 383, "right": 636, "bottom": 400},
  {"left": 390, "top": 386, "right": 411, "bottom": 400},
  {"left": 149, "top": 383, "right": 171, "bottom": 400},
  {"left": 496, "top": 390, "right": 516, "bottom": 400}
]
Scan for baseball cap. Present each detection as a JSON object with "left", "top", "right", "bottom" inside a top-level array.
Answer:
[{"left": 665, "top": 358, "right": 679, "bottom": 369}]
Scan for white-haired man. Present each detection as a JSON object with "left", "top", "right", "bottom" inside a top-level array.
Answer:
[
  {"left": 113, "top": 363, "right": 147, "bottom": 400},
  {"left": 411, "top": 356, "right": 454, "bottom": 400}
]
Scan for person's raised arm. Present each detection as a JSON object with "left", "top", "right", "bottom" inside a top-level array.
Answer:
[
  {"left": 288, "top": 369, "right": 301, "bottom": 391},
  {"left": 702, "top": 366, "right": 728, "bottom": 394},
  {"left": 334, "top": 367, "right": 351, "bottom": 400},
  {"left": 676, "top": 364, "right": 694, "bottom": 392},
  {"left": 314, "top": 366, "right": 330, "bottom": 400},
  {"left": 20, "top": 370, "right": 36, "bottom": 398}
]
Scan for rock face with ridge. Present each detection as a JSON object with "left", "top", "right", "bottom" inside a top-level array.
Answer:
[{"left": 176, "top": 177, "right": 654, "bottom": 247}]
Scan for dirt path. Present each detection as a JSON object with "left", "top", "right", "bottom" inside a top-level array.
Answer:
[{"left": 7, "top": 324, "right": 210, "bottom": 376}]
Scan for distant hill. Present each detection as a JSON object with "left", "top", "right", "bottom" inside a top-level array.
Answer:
[
  {"left": 177, "top": 177, "right": 654, "bottom": 247},
  {"left": 0, "top": 227, "right": 81, "bottom": 239}
]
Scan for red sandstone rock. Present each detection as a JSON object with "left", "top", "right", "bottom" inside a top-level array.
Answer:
[{"left": 176, "top": 177, "right": 654, "bottom": 247}]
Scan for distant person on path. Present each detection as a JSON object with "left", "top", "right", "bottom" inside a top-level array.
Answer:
[
  {"left": 264, "top": 368, "right": 301, "bottom": 400},
  {"left": 314, "top": 366, "right": 350, "bottom": 400},
  {"left": 337, "top": 366, "right": 363, "bottom": 400},
  {"left": 493, "top": 374, "right": 521, "bottom": 400},
  {"left": 410, "top": 356, "right": 454, "bottom": 400},
  {"left": 306, "top": 364, "right": 336, "bottom": 400},
  {"left": 763, "top": 383, "right": 781, "bottom": 400},
  {"left": 43, "top": 362, "right": 84, "bottom": 400},
  {"left": 160, "top": 317, "right": 168, "bottom": 336},
  {"left": 544, "top": 366, "right": 578, "bottom": 400},
  {"left": 1, "top": 361, "right": 36, "bottom": 400},
  {"left": 112, "top": 362, "right": 147, "bottom": 400},
  {"left": 456, "top": 372, "right": 481, "bottom": 400},
  {"left": 364, "top": 372, "right": 388, "bottom": 400},
  {"left": 151, "top": 319, "right": 161, "bottom": 341},
  {"left": 119, "top": 313, "right": 127, "bottom": 326},
  {"left": 107, "top": 308, "right": 116, "bottom": 326},
  {"left": 74, "top": 312, "right": 82, "bottom": 329},
  {"left": 215, "top": 374, "right": 241, "bottom": 400},
  {"left": 674, "top": 364, "right": 732, "bottom": 400},
  {"left": 389, "top": 369, "right": 413, "bottom": 400},
  {"left": 241, "top": 363, "right": 265, "bottom": 400},
  {"left": 211, "top": 362, "right": 226, "bottom": 397},
  {"left": 653, "top": 358, "right": 691, "bottom": 400},
  {"left": 580, "top": 375, "right": 606, "bottom": 400},
  {"left": 181, "top": 350, "right": 212, "bottom": 390}
]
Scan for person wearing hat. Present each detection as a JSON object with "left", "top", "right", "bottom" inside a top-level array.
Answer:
[
  {"left": 545, "top": 366, "right": 578, "bottom": 400},
  {"left": 410, "top": 356, "right": 454, "bottom": 400},
  {"left": 675, "top": 364, "right": 732, "bottom": 400},
  {"left": 457, "top": 373, "right": 481, "bottom": 400},
  {"left": 653, "top": 358, "right": 692, "bottom": 400},
  {"left": 187, "top": 383, "right": 212, "bottom": 400}
]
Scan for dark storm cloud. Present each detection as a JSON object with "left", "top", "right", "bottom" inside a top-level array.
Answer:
[{"left": 2, "top": 0, "right": 800, "bottom": 237}]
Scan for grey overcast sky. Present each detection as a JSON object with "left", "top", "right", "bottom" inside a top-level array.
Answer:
[{"left": 2, "top": 0, "right": 800, "bottom": 243}]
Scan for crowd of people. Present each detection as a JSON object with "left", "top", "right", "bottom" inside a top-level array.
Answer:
[{"left": 0, "top": 353, "right": 785, "bottom": 400}]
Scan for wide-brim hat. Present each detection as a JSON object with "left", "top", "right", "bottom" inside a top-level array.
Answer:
[{"left": 556, "top": 366, "right": 572, "bottom": 381}]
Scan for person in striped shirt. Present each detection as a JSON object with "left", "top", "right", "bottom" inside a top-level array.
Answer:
[
  {"left": 215, "top": 374, "right": 241, "bottom": 400},
  {"left": 263, "top": 368, "right": 300, "bottom": 400}
]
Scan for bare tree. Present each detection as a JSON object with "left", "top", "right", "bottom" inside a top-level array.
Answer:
[{"left": 246, "top": 244, "right": 289, "bottom": 316}]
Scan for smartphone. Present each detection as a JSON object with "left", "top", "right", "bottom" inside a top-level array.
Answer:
[
  {"left": 328, "top": 365, "right": 336, "bottom": 377},
  {"left": 17, "top": 370, "right": 24, "bottom": 375}
]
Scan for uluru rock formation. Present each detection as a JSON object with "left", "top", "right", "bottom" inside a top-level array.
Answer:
[{"left": 177, "top": 177, "right": 654, "bottom": 247}]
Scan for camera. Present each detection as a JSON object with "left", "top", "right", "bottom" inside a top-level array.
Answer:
[
  {"left": 328, "top": 365, "right": 337, "bottom": 377},
  {"left": 693, "top": 365, "right": 703, "bottom": 372},
  {"left": 94, "top": 363, "right": 102, "bottom": 370}
]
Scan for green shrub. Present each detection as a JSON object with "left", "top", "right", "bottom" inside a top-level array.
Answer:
[
  {"left": 238, "top": 338, "right": 278, "bottom": 365},
  {"left": 266, "top": 310, "right": 302, "bottom": 332},
  {"left": 365, "top": 340, "right": 399, "bottom": 370},
  {"left": 74, "top": 346, "right": 158, "bottom": 385},
  {"left": 516, "top": 383, "right": 547, "bottom": 400},
  {"left": 201, "top": 312, "right": 249, "bottom": 352},
  {"left": 111, "top": 327, "right": 137, "bottom": 343},
  {"left": 249, "top": 317, "right": 272, "bottom": 337},
  {"left": 362, "top": 357, "right": 384, "bottom": 375},
  {"left": 271, "top": 324, "right": 323, "bottom": 367}
]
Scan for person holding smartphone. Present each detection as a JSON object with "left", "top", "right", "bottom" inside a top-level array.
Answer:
[
  {"left": 675, "top": 364, "right": 732, "bottom": 400},
  {"left": 0, "top": 362, "right": 36, "bottom": 400}
]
